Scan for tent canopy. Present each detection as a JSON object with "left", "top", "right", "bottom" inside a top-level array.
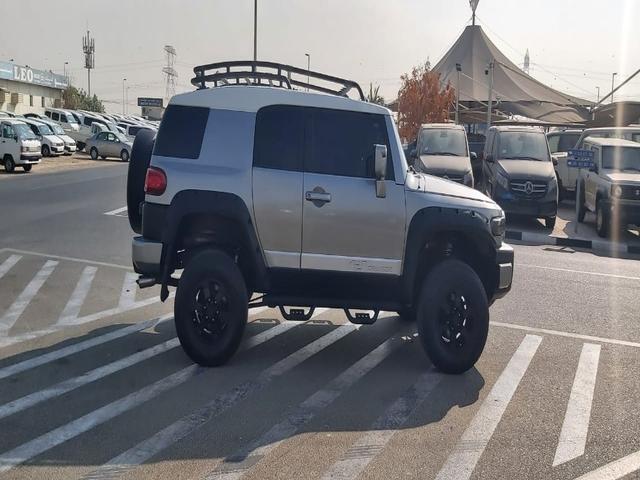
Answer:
[{"left": 432, "top": 25, "right": 593, "bottom": 124}]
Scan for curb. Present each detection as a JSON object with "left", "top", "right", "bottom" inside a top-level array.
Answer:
[{"left": 505, "top": 230, "right": 640, "bottom": 256}]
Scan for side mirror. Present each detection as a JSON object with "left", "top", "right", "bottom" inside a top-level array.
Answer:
[
  {"left": 552, "top": 156, "right": 558, "bottom": 166},
  {"left": 374, "top": 144, "right": 387, "bottom": 198},
  {"left": 13, "top": 135, "right": 18, "bottom": 142},
  {"left": 470, "top": 151, "right": 478, "bottom": 161}
]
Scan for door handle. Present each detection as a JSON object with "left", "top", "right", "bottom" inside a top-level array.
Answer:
[{"left": 305, "top": 191, "right": 331, "bottom": 203}]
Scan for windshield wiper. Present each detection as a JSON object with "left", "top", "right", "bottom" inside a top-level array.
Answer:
[
  {"left": 422, "top": 152, "right": 459, "bottom": 156},
  {"left": 502, "top": 156, "right": 543, "bottom": 161}
]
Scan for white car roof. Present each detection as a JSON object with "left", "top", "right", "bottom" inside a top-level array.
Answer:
[
  {"left": 170, "top": 85, "right": 390, "bottom": 115},
  {"left": 2, "top": 118, "right": 28, "bottom": 125},
  {"left": 584, "top": 137, "right": 640, "bottom": 148}
]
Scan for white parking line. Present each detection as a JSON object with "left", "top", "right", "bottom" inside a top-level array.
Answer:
[
  {"left": 573, "top": 450, "right": 640, "bottom": 480},
  {"left": 207, "top": 329, "right": 404, "bottom": 480},
  {"left": 118, "top": 272, "right": 138, "bottom": 309},
  {"left": 0, "top": 254, "right": 22, "bottom": 280},
  {"left": 320, "top": 368, "right": 443, "bottom": 480},
  {"left": 104, "top": 206, "right": 128, "bottom": 216},
  {"left": 0, "top": 318, "right": 300, "bottom": 474},
  {"left": 553, "top": 343, "right": 601, "bottom": 466},
  {"left": 435, "top": 334, "right": 542, "bottom": 480},
  {"left": 0, "top": 314, "right": 172, "bottom": 380},
  {"left": 56, "top": 266, "right": 98, "bottom": 325},
  {"left": 83, "top": 324, "right": 358, "bottom": 480},
  {"left": 0, "top": 248, "right": 132, "bottom": 270},
  {"left": 0, "top": 260, "right": 58, "bottom": 335},
  {"left": 0, "top": 337, "right": 181, "bottom": 420},
  {"left": 520, "top": 263, "right": 640, "bottom": 281}
]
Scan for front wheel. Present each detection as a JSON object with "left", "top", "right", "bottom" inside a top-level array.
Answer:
[
  {"left": 42, "top": 145, "right": 50, "bottom": 157},
  {"left": 596, "top": 200, "right": 610, "bottom": 238},
  {"left": 175, "top": 249, "right": 248, "bottom": 367},
  {"left": 22, "top": 164, "right": 32, "bottom": 172},
  {"left": 4, "top": 156, "right": 15, "bottom": 173},
  {"left": 417, "top": 259, "right": 489, "bottom": 374}
]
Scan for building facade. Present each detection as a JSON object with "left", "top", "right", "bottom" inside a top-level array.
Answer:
[{"left": 0, "top": 61, "right": 68, "bottom": 115}]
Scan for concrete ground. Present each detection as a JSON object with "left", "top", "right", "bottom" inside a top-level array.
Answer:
[{"left": 1, "top": 163, "right": 640, "bottom": 480}]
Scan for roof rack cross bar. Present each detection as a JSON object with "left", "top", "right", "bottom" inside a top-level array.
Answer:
[{"left": 191, "top": 60, "right": 365, "bottom": 100}]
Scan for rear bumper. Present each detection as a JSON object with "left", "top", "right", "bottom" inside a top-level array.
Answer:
[
  {"left": 492, "top": 242, "right": 514, "bottom": 302},
  {"left": 132, "top": 236, "right": 162, "bottom": 275}
]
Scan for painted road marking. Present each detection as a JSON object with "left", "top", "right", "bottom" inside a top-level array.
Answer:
[
  {"left": 0, "top": 254, "right": 22, "bottom": 280},
  {"left": 118, "top": 272, "right": 138, "bottom": 309},
  {"left": 103, "top": 206, "right": 128, "bottom": 216},
  {"left": 553, "top": 343, "right": 601, "bottom": 466},
  {"left": 0, "top": 318, "right": 299, "bottom": 474},
  {"left": 320, "top": 369, "right": 443, "bottom": 480},
  {"left": 0, "top": 314, "right": 172, "bottom": 380},
  {"left": 82, "top": 324, "right": 358, "bottom": 480},
  {"left": 0, "top": 337, "right": 181, "bottom": 420},
  {"left": 56, "top": 266, "right": 98, "bottom": 325},
  {"left": 573, "top": 451, "right": 640, "bottom": 480},
  {"left": 0, "top": 260, "right": 58, "bottom": 335},
  {"left": 435, "top": 334, "right": 542, "bottom": 480},
  {"left": 520, "top": 263, "right": 640, "bottom": 282},
  {"left": 491, "top": 321, "right": 640, "bottom": 350},
  {"left": 0, "top": 248, "right": 132, "bottom": 270},
  {"left": 207, "top": 329, "right": 405, "bottom": 480}
]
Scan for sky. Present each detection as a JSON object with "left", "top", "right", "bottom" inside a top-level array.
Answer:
[{"left": 2, "top": 0, "right": 639, "bottom": 114}]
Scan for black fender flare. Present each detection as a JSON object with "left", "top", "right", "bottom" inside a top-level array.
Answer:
[
  {"left": 158, "top": 190, "right": 268, "bottom": 300},
  {"left": 401, "top": 206, "right": 499, "bottom": 304}
]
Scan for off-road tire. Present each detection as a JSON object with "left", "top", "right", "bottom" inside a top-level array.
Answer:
[
  {"left": 175, "top": 249, "right": 248, "bottom": 367},
  {"left": 4, "top": 155, "right": 15, "bottom": 173},
  {"left": 126, "top": 129, "right": 155, "bottom": 233},
  {"left": 596, "top": 199, "right": 609, "bottom": 238},
  {"left": 417, "top": 259, "right": 489, "bottom": 374}
]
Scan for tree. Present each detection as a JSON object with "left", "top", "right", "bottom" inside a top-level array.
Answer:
[
  {"left": 397, "top": 61, "right": 455, "bottom": 141},
  {"left": 62, "top": 86, "right": 105, "bottom": 113},
  {"left": 366, "top": 83, "right": 385, "bottom": 105}
]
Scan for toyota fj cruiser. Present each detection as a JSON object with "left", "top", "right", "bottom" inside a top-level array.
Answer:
[{"left": 128, "top": 61, "right": 513, "bottom": 374}]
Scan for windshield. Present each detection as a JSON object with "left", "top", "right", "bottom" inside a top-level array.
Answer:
[
  {"left": 13, "top": 123, "right": 37, "bottom": 139},
  {"left": 601, "top": 146, "right": 640, "bottom": 171},
  {"left": 497, "top": 131, "right": 549, "bottom": 161},
  {"left": 37, "top": 124, "right": 53, "bottom": 135},
  {"left": 419, "top": 128, "right": 467, "bottom": 156},
  {"left": 49, "top": 123, "right": 65, "bottom": 135},
  {"left": 65, "top": 114, "right": 79, "bottom": 124}
]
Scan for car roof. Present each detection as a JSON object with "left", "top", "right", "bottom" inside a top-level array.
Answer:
[
  {"left": 419, "top": 123, "right": 464, "bottom": 130},
  {"left": 547, "top": 129, "right": 582, "bottom": 135},
  {"left": 582, "top": 126, "right": 640, "bottom": 134},
  {"left": 583, "top": 137, "right": 640, "bottom": 148},
  {"left": 2, "top": 118, "right": 28, "bottom": 125},
  {"left": 491, "top": 125, "right": 544, "bottom": 132},
  {"left": 170, "top": 85, "right": 390, "bottom": 115}
]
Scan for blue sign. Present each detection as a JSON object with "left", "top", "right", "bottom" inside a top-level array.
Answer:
[
  {"left": 0, "top": 60, "right": 68, "bottom": 89},
  {"left": 567, "top": 149, "right": 595, "bottom": 169}
]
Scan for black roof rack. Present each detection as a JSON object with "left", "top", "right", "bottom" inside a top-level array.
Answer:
[{"left": 191, "top": 60, "right": 365, "bottom": 101}]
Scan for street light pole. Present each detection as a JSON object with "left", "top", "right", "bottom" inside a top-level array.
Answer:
[
  {"left": 253, "top": 0, "right": 257, "bottom": 64},
  {"left": 305, "top": 53, "right": 310, "bottom": 91},
  {"left": 611, "top": 72, "right": 617, "bottom": 103},
  {"left": 486, "top": 61, "right": 494, "bottom": 131},
  {"left": 122, "top": 78, "right": 127, "bottom": 114},
  {"left": 63, "top": 61, "right": 69, "bottom": 83},
  {"left": 126, "top": 86, "right": 130, "bottom": 115},
  {"left": 596, "top": 86, "right": 600, "bottom": 103},
  {"left": 455, "top": 63, "right": 461, "bottom": 124}
]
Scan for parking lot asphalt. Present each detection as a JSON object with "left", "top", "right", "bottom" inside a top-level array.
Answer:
[{"left": 1, "top": 163, "right": 640, "bottom": 479}]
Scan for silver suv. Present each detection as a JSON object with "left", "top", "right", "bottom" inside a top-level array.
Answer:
[
  {"left": 577, "top": 137, "right": 640, "bottom": 237},
  {"left": 128, "top": 61, "right": 514, "bottom": 374}
]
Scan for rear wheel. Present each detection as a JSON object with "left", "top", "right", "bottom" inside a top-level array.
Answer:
[
  {"left": 417, "top": 259, "right": 489, "bottom": 374},
  {"left": 120, "top": 149, "right": 130, "bottom": 162},
  {"left": 22, "top": 164, "right": 32, "bottom": 172},
  {"left": 596, "top": 200, "right": 610, "bottom": 238},
  {"left": 90, "top": 147, "right": 99, "bottom": 160},
  {"left": 175, "top": 249, "right": 248, "bottom": 367},
  {"left": 4, "top": 156, "right": 15, "bottom": 173}
]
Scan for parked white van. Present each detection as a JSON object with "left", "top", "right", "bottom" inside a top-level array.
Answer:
[
  {"left": 37, "top": 118, "right": 76, "bottom": 155},
  {"left": 1, "top": 119, "right": 41, "bottom": 172},
  {"left": 44, "top": 108, "right": 81, "bottom": 135},
  {"left": 22, "top": 118, "right": 65, "bottom": 157}
]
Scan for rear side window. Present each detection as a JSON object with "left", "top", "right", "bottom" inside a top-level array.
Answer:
[
  {"left": 308, "top": 108, "right": 394, "bottom": 179},
  {"left": 254, "top": 105, "right": 305, "bottom": 171},
  {"left": 547, "top": 135, "right": 559, "bottom": 153},
  {"left": 52, "top": 112, "right": 59, "bottom": 121},
  {"left": 154, "top": 104, "right": 209, "bottom": 159}
]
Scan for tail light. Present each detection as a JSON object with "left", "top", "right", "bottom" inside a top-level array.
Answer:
[{"left": 144, "top": 167, "right": 167, "bottom": 195}]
